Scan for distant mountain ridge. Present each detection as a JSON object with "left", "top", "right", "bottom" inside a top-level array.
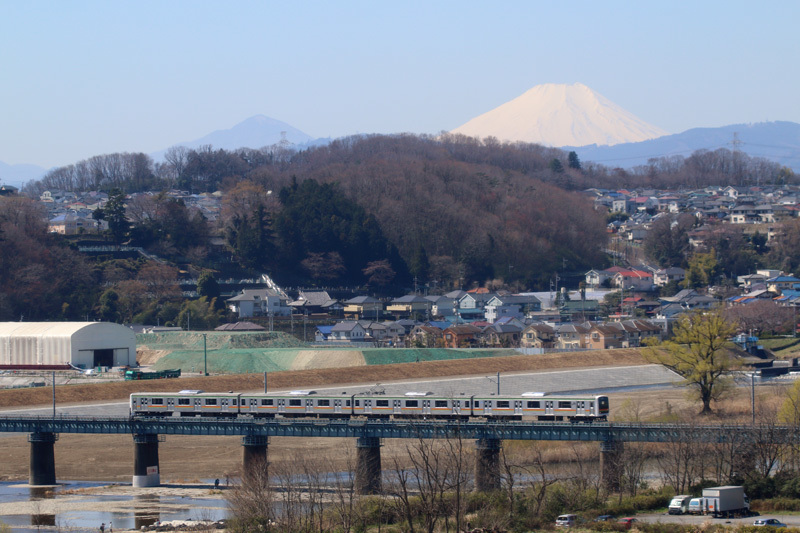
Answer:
[
  {"left": 569, "top": 121, "right": 800, "bottom": 171},
  {"left": 452, "top": 82, "right": 668, "bottom": 147},
  {"left": 150, "top": 114, "right": 319, "bottom": 161},
  {"left": 0, "top": 161, "right": 46, "bottom": 189}
]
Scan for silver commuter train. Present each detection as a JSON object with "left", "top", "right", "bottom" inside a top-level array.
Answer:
[{"left": 130, "top": 390, "right": 609, "bottom": 422}]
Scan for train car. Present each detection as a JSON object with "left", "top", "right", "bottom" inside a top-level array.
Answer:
[
  {"left": 471, "top": 393, "right": 608, "bottom": 421},
  {"left": 130, "top": 390, "right": 242, "bottom": 417},
  {"left": 130, "top": 390, "right": 609, "bottom": 422},
  {"left": 239, "top": 390, "right": 354, "bottom": 418}
]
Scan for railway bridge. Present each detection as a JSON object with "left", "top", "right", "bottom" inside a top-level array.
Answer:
[{"left": 1, "top": 415, "right": 797, "bottom": 493}]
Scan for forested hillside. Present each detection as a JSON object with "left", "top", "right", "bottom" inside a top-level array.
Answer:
[{"left": 9, "top": 133, "right": 797, "bottom": 323}]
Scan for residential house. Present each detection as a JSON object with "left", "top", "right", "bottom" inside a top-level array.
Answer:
[
  {"left": 329, "top": 321, "right": 367, "bottom": 342},
  {"left": 585, "top": 269, "right": 615, "bottom": 289},
  {"left": 613, "top": 269, "right": 654, "bottom": 291},
  {"left": 289, "top": 290, "right": 341, "bottom": 316},
  {"left": 48, "top": 213, "right": 79, "bottom": 235},
  {"left": 484, "top": 294, "right": 541, "bottom": 323},
  {"left": 767, "top": 276, "right": 800, "bottom": 295},
  {"left": 386, "top": 294, "right": 431, "bottom": 318},
  {"left": 584, "top": 323, "right": 625, "bottom": 350},
  {"left": 555, "top": 323, "right": 589, "bottom": 350},
  {"left": 455, "top": 292, "right": 496, "bottom": 322},
  {"left": 343, "top": 296, "right": 383, "bottom": 319},
  {"left": 482, "top": 323, "right": 523, "bottom": 347},
  {"left": 227, "top": 288, "right": 291, "bottom": 318},
  {"left": 407, "top": 325, "right": 444, "bottom": 348},
  {"left": 614, "top": 319, "right": 662, "bottom": 346},
  {"left": 560, "top": 300, "right": 601, "bottom": 321},
  {"left": 315, "top": 325, "right": 333, "bottom": 342},
  {"left": 442, "top": 324, "right": 481, "bottom": 348},
  {"left": 425, "top": 295, "right": 457, "bottom": 318},
  {"left": 520, "top": 323, "right": 556, "bottom": 349},
  {"left": 654, "top": 267, "right": 686, "bottom": 287}
]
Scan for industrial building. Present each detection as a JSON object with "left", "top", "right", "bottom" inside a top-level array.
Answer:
[{"left": 0, "top": 322, "right": 136, "bottom": 369}]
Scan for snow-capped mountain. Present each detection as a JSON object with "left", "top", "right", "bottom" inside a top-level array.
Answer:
[
  {"left": 451, "top": 82, "right": 668, "bottom": 147},
  {"left": 150, "top": 115, "right": 317, "bottom": 160}
]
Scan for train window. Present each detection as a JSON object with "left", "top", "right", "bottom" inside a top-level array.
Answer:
[
  {"left": 598, "top": 397, "right": 609, "bottom": 409},
  {"left": 496, "top": 401, "right": 510, "bottom": 408},
  {"left": 178, "top": 398, "right": 190, "bottom": 405},
  {"left": 405, "top": 400, "right": 419, "bottom": 408},
  {"left": 464, "top": 401, "right": 470, "bottom": 407},
  {"left": 205, "top": 399, "right": 217, "bottom": 406},
  {"left": 558, "top": 401, "right": 572, "bottom": 409},
  {"left": 435, "top": 400, "right": 448, "bottom": 407},
  {"left": 151, "top": 398, "right": 164, "bottom": 405},
  {"left": 289, "top": 399, "right": 302, "bottom": 407},
  {"left": 261, "top": 399, "right": 273, "bottom": 406},
  {"left": 376, "top": 400, "right": 389, "bottom": 407},
  {"left": 346, "top": 400, "right": 351, "bottom": 406},
  {"left": 318, "top": 399, "right": 330, "bottom": 406},
  {"left": 526, "top": 401, "right": 540, "bottom": 408},
  {"left": 355, "top": 400, "right": 360, "bottom": 407},
  {"left": 232, "top": 399, "right": 238, "bottom": 406}
]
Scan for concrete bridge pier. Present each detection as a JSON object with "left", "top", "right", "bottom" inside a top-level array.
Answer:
[
  {"left": 475, "top": 438, "right": 501, "bottom": 492},
  {"left": 133, "top": 434, "right": 161, "bottom": 487},
  {"left": 600, "top": 440, "right": 624, "bottom": 492},
  {"left": 355, "top": 436, "right": 382, "bottom": 494},
  {"left": 242, "top": 435, "right": 269, "bottom": 482},
  {"left": 29, "top": 432, "right": 58, "bottom": 486}
]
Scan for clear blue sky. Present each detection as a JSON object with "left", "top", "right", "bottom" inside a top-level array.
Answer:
[{"left": 2, "top": 0, "right": 799, "bottom": 168}]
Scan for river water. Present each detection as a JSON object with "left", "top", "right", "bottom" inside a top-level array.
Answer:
[{"left": 0, "top": 481, "right": 228, "bottom": 532}]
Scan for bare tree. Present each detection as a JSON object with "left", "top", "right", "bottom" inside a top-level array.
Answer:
[{"left": 226, "top": 455, "right": 275, "bottom": 532}]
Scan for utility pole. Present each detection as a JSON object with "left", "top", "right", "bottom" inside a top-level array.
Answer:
[{"left": 203, "top": 333, "right": 208, "bottom": 376}]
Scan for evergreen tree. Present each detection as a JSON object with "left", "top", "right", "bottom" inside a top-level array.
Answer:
[
  {"left": 409, "top": 244, "right": 430, "bottom": 283},
  {"left": 549, "top": 158, "right": 565, "bottom": 173},
  {"left": 104, "top": 188, "right": 129, "bottom": 243},
  {"left": 568, "top": 151, "right": 582, "bottom": 170},
  {"left": 197, "top": 271, "right": 221, "bottom": 302}
]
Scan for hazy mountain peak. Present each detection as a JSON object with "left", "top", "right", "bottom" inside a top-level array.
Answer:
[
  {"left": 150, "top": 114, "right": 315, "bottom": 161},
  {"left": 452, "top": 82, "right": 668, "bottom": 147}
]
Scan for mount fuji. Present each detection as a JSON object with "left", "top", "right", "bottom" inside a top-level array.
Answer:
[{"left": 451, "top": 82, "right": 668, "bottom": 147}]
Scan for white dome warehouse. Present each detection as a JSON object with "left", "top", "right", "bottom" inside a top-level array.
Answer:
[{"left": 0, "top": 322, "right": 136, "bottom": 369}]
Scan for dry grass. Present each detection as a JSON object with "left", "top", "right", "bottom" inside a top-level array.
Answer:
[{"left": 0, "top": 348, "right": 648, "bottom": 409}]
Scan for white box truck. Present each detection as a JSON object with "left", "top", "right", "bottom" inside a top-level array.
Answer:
[
  {"left": 668, "top": 495, "right": 692, "bottom": 515},
  {"left": 701, "top": 486, "right": 750, "bottom": 518}
]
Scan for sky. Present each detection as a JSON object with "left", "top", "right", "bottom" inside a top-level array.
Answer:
[{"left": 2, "top": 0, "right": 799, "bottom": 169}]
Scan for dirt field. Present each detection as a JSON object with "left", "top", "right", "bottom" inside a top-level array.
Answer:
[
  {"left": 0, "top": 348, "right": 648, "bottom": 408},
  {"left": 0, "top": 348, "right": 722, "bottom": 483}
]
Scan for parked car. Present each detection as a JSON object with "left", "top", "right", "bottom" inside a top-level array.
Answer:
[
  {"left": 556, "top": 514, "right": 578, "bottom": 527},
  {"left": 594, "top": 515, "right": 615, "bottom": 522},
  {"left": 754, "top": 519, "right": 787, "bottom": 528},
  {"left": 619, "top": 518, "right": 638, "bottom": 529}
]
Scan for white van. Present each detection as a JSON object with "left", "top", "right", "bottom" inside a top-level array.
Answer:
[
  {"left": 688, "top": 498, "right": 704, "bottom": 515},
  {"left": 556, "top": 514, "right": 578, "bottom": 527}
]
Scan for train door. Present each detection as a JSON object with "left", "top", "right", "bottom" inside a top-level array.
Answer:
[
  {"left": 167, "top": 397, "right": 175, "bottom": 410},
  {"left": 545, "top": 400, "right": 554, "bottom": 417},
  {"left": 306, "top": 398, "right": 314, "bottom": 415},
  {"left": 393, "top": 399, "right": 402, "bottom": 416},
  {"left": 514, "top": 400, "right": 523, "bottom": 417},
  {"left": 452, "top": 399, "right": 462, "bottom": 416},
  {"left": 334, "top": 399, "right": 342, "bottom": 415},
  {"left": 277, "top": 398, "right": 286, "bottom": 415},
  {"left": 484, "top": 400, "right": 492, "bottom": 416},
  {"left": 363, "top": 399, "right": 373, "bottom": 415},
  {"left": 422, "top": 399, "right": 431, "bottom": 416},
  {"left": 577, "top": 400, "right": 586, "bottom": 417}
]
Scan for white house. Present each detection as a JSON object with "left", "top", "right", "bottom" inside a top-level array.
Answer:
[
  {"left": 227, "top": 288, "right": 292, "bottom": 318},
  {"left": 329, "top": 321, "right": 367, "bottom": 341}
]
